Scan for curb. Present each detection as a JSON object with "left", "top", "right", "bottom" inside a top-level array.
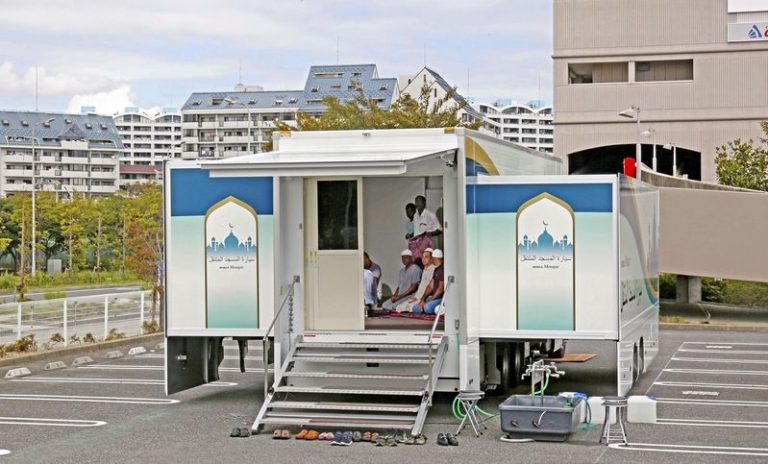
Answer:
[
  {"left": 0, "top": 333, "right": 164, "bottom": 369},
  {"left": 660, "top": 322, "right": 768, "bottom": 333}
]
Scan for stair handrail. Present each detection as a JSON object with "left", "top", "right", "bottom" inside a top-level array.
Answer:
[
  {"left": 262, "top": 275, "right": 300, "bottom": 399},
  {"left": 426, "top": 275, "right": 453, "bottom": 401}
]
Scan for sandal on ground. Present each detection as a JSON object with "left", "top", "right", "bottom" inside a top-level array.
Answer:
[
  {"left": 280, "top": 429, "right": 291, "bottom": 439},
  {"left": 239, "top": 427, "right": 251, "bottom": 437},
  {"left": 362, "top": 431, "right": 371, "bottom": 441},
  {"left": 230, "top": 427, "right": 242, "bottom": 437},
  {"left": 272, "top": 429, "right": 283, "bottom": 439},
  {"left": 295, "top": 429, "right": 309, "bottom": 439},
  {"left": 447, "top": 433, "right": 459, "bottom": 446},
  {"left": 352, "top": 431, "right": 362, "bottom": 442},
  {"left": 305, "top": 430, "right": 320, "bottom": 441},
  {"left": 414, "top": 434, "right": 427, "bottom": 445},
  {"left": 437, "top": 432, "right": 449, "bottom": 446},
  {"left": 370, "top": 432, "right": 380, "bottom": 442}
]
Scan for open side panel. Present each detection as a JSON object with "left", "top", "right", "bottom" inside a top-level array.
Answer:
[
  {"left": 164, "top": 163, "right": 276, "bottom": 394},
  {"left": 465, "top": 175, "right": 619, "bottom": 340}
]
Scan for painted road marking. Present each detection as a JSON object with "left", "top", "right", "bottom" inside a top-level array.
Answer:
[
  {"left": 658, "top": 397, "right": 768, "bottom": 407},
  {"left": 609, "top": 443, "right": 768, "bottom": 457},
  {"left": 77, "top": 364, "right": 267, "bottom": 373},
  {"left": 11, "top": 376, "right": 163, "bottom": 385},
  {"left": 678, "top": 348, "right": 768, "bottom": 355},
  {"left": 654, "top": 381, "right": 768, "bottom": 390},
  {"left": 0, "top": 394, "right": 179, "bottom": 405},
  {"left": 0, "top": 417, "right": 106, "bottom": 428},
  {"left": 672, "top": 357, "right": 768, "bottom": 365},
  {"left": 683, "top": 342, "right": 768, "bottom": 346},
  {"left": 681, "top": 390, "right": 720, "bottom": 396},
  {"left": 657, "top": 418, "right": 768, "bottom": 428},
  {"left": 645, "top": 342, "right": 685, "bottom": 395},
  {"left": 705, "top": 345, "right": 732, "bottom": 349},
  {"left": 0, "top": 449, "right": 9, "bottom": 456},
  {"left": 665, "top": 368, "right": 768, "bottom": 376}
]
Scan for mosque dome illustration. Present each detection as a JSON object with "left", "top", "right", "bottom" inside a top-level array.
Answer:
[{"left": 537, "top": 224, "right": 554, "bottom": 248}]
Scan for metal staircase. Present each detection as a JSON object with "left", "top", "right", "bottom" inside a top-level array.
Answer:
[{"left": 252, "top": 335, "right": 448, "bottom": 435}]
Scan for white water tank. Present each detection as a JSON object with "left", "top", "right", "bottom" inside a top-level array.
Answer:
[{"left": 586, "top": 396, "right": 616, "bottom": 425}]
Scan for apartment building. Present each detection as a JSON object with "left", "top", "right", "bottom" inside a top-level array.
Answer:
[
  {"left": 469, "top": 101, "right": 554, "bottom": 153},
  {"left": 554, "top": 0, "right": 768, "bottom": 181},
  {"left": 180, "top": 64, "right": 398, "bottom": 159},
  {"left": 399, "top": 67, "right": 554, "bottom": 153},
  {"left": 0, "top": 111, "right": 122, "bottom": 197},
  {"left": 112, "top": 107, "right": 182, "bottom": 166}
]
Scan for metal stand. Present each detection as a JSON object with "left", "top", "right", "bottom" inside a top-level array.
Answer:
[
  {"left": 455, "top": 390, "right": 487, "bottom": 437},
  {"left": 599, "top": 396, "right": 628, "bottom": 445}
]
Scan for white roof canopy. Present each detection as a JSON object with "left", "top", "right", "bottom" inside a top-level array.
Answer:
[{"left": 200, "top": 128, "right": 458, "bottom": 177}]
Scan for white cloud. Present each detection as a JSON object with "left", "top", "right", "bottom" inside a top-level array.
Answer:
[
  {"left": 66, "top": 85, "right": 136, "bottom": 115},
  {"left": 0, "top": 61, "right": 118, "bottom": 97}
]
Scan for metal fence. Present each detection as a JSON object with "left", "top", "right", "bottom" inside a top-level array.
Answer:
[{"left": 0, "top": 290, "right": 155, "bottom": 347}]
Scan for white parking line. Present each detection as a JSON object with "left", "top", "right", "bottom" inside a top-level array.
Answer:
[
  {"left": 672, "top": 357, "right": 768, "bottom": 365},
  {"left": 0, "top": 417, "right": 106, "bottom": 427},
  {"left": 654, "top": 381, "right": 768, "bottom": 390},
  {"left": 683, "top": 342, "right": 768, "bottom": 346},
  {"left": 664, "top": 368, "right": 768, "bottom": 376},
  {"left": 645, "top": 342, "right": 684, "bottom": 395},
  {"left": 0, "top": 394, "right": 179, "bottom": 405},
  {"left": 657, "top": 418, "right": 768, "bottom": 428},
  {"left": 11, "top": 376, "right": 163, "bottom": 385},
  {"left": 658, "top": 397, "right": 768, "bottom": 407},
  {"left": 0, "top": 449, "right": 9, "bottom": 456},
  {"left": 678, "top": 348, "right": 768, "bottom": 355},
  {"left": 609, "top": 443, "right": 768, "bottom": 457},
  {"left": 77, "top": 364, "right": 267, "bottom": 373}
]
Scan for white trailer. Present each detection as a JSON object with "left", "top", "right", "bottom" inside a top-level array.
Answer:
[{"left": 164, "top": 128, "right": 659, "bottom": 434}]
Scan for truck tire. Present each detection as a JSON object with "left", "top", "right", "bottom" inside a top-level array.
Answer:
[{"left": 500, "top": 342, "right": 525, "bottom": 389}]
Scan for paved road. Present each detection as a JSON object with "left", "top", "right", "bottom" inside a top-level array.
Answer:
[{"left": 1, "top": 329, "right": 768, "bottom": 463}]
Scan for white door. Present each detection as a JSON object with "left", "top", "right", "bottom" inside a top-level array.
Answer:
[{"left": 304, "top": 178, "right": 364, "bottom": 331}]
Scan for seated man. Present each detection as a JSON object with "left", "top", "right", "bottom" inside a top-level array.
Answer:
[
  {"left": 394, "top": 248, "right": 435, "bottom": 313},
  {"left": 363, "top": 252, "right": 382, "bottom": 310},
  {"left": 412, "top": 249, "right": 444, "bottom": 315},
  {"left": 382, "top": 250, "right": 422, "bottom": 311}
]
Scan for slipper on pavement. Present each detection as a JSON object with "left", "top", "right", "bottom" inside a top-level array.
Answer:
[
  {"left": 280, "top": 429, "right": 292, "bottom": 439},
  {"left": 272, "top": 429, "right": 283, "bottom": 439},
  {"left": 239, "top": 427, "right": 251, "bottom": 438},
  {"left": 447, "top": 433, "right": 459, "bottom": 446},
  {"left": 305, "top": 430, "right": 320, "bottom": 441},
  {"left": 230, "top": 427, "right": 242, "bottom": 437},
  {"left": 362, "top": 431, "right": 371, "bottom": 442},
  {"left": 295, "top": 429, "right": 309, "bottom": 439},
  {"left": 437, "top": 432, "right": 449, "bottom": 446}
]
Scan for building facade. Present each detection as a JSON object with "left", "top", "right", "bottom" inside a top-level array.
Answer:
[
  {"left": 469, "top": 101, "right": 554, "bottom": 153},
  {"left": 399, "top": 67, "right": 554, "bottom": 153},
  {"left": 553, "top": 0, "right": 768, "bottom": 182},
  {"left": 0, "top": 111, "right": 122, "bottom": 197},
  {"left": 112, "top": 107, "right": 182, "bottom": 166},
  {"left": 181, "top": 64, "right": 398, "bottom": 159}
]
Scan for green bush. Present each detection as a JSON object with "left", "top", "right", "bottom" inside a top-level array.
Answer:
[
  {"left": 0, "top": 273, "right": 17, "bottom": 291},
  {"left": 702, "top": 278, "right": 726, "bottom": 303},
  {"left": 83, "top": 333, "right": 97, "bottom": 344},
  {"left": 142, "top": 320, "right": 159, "bottom": 334},
  {"left": 28, "top": 270, "right": 142, "bottom": 288},
  {"left": 3, "top": 335, "right": 37, "bottom": 353},
  {"left": 721, "top": 280, "right": 768, "bottom": 308},
  {"left": 104, "top": 328, "right": 126, "bottom": 341},
  {"left": 660, "top": 273, "right": 677, "bottom": 299}
]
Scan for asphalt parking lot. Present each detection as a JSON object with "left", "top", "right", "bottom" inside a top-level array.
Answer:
[{"left": 2, "top": 329, "right": 768, "bottom": 463}]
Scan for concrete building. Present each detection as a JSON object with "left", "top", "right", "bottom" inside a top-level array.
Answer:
[
  {"left": 118, "top": 164, "right": 162, "bottom": 188},
  {"left": 553, "top": 0, "right": 768, "bottom": 182},
  {"left": 0, "top": 111, "right": 122, "bottom": 197},
  {"left": 112, "top": 107, "right": 182, "bottom": 166},
  {"left": 399, "top": 67, "right": 554, "bottom": 153},
  {"left": 181, "top": 64, "right": 398, "bottom": 159},
  {"left": 469, "top": 101, "right": 554, "bottom": 153}
]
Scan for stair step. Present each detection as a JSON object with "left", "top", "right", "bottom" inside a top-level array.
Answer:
[
  {"left": 269, "top": 401, "right": 421, "bottom": 413},
  {"left": 260, "top": 416, "right": 415, "bottom": 429},
  {"left": 274, "top": 385, "right": 425, "bottom": 396},
  {"left": 266, "top": 411, "right": 415, "bottom": 422},
  {"left": 285, "top": 371, "right": 428, "bottom": 381},
  {"left": 291, "top": 354, "right": 430, "bottom": 364},
  {"left": 297, "top": 342, "right": 439, "bottom": 349}
]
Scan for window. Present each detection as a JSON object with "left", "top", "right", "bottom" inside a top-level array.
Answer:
[
  {"left": 568, "top": 62, "right": 628, "bottom": 84},
  {"left": 314, "top": 72, "right": 344, "bottom": 78},
  {"left": 635, "top": 60, "right": 693, "bottom": 82},
  {"left": 317, "top": 180, "right": 358, "bottom": 250},
  {"left": 330, "top": 85, "right": 341, "bottom": 91}
]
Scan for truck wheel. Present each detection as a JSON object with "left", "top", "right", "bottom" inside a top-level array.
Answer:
[
  {"left": 633, "top": 344, "right": 640, "bottom": 382},
  {"left": 500, "top": 343, "right": 525, "bottom": 389},
  {"left": 639, "top": 338, "right": 645, "bottom": 375}
]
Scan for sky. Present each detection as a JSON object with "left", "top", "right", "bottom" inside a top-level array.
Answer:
[{"left": 0, "top": 0, "right": 553, "bottom": 116}]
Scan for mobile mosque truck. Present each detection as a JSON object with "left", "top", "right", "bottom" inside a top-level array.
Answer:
[{"left": 164, "top": 128, "right": 659, "bottom": 435}]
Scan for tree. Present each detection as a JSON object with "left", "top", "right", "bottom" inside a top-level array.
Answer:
[
  {"left": 286, "top": 83, "right": 482, "bottom": 132},
  {"left": 715, "top": 121, "right": 768, "bottom": 191}
]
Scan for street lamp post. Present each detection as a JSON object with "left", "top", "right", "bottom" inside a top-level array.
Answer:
[
  {"left": 30, "top": 117, "right": 55, "bottom": 276},
  {"left": 222, "top": 97, "right": 253, "bottom": 155},
  {"left": 663, "top": 143, "right": 678, "bottom": 177},
  {"left": 618, "top": 106, "right": 641, "bottom": 178},
  {"left": 641, "top": 128, "right": 657, "bottom": 171}
]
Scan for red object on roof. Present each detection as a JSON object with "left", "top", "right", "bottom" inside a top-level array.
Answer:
[{"left": 120, "top": 164, "right": 161, "bottom": 174}]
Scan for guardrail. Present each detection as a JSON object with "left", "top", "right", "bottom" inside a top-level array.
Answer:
[
  {"left": 426, "top": 275, "right": 453, "bottom": 402},
  {"left": 0, "top": 290, "right": 155, "bottom": 347},
  {"left": 262, "top": 275, "right": 300, "bottom": 399}
]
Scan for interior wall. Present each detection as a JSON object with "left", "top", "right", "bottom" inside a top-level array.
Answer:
[{"left": 363, "top": 177, "right": 426, "bottom": 297}]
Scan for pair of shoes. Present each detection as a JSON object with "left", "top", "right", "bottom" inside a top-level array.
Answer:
[
  {"left": 272, "top": 429, "right": 291, "bottom": 439},
  {"left": 402, "top": 434, "right": 427, "bottom": 445},
  {"left": 318, "top": 432, "right": 335, "bottom": 441},
  {"left": 331, "top": 431, "right": 353, "bottom": 446},
  {"left": 295, "top": 429, "right": 319, "bottom": 440},
  {"left": 437, "top": 433, "right": 458, "bottom": 446},
  {"left": 352, "top": 431, "right": 362, "bottom": 442},
  {"left": 230, "top": 427, "right": 250, "bottom": 438},
  {"left": 394, "top": 431, "right": 409, "bottom": 444},
  {"left": 368, "top": 432, "right": 380, "bottom": 443}
]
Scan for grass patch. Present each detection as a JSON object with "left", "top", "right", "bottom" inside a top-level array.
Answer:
[
  {"left": 660, "top": 315, "right": 688, "bottom": 324},
  {"left": 43, "top": 290, "right": 66, "bottom": 300}
]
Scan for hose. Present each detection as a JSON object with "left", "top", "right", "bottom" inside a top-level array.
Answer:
[{"left": 451, "top": 395, "right": 498, "bottom": 421}]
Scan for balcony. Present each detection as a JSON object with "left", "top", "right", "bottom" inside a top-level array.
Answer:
[
  {"left": 4, "top": 169, "right": 32, "bottom": 177},
  {"left": 3, "top": 183, "right": 33, "bottom": 192},
  {"left": 4, "top": 153, "right": 32, "bottom": 163},
  {"left": 90, "top": 171, "right": 118, "bottom": 180},
  {"left": 89, "top": 185, "right": 118, "bottom": 194}
]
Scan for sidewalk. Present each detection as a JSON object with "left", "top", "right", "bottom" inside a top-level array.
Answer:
[{"left": 660, "top": 299, "right": 768, "bottom": 331}]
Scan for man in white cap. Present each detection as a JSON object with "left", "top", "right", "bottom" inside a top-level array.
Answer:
[
  {"left": 395, "top": 248, "right": 435, "bottom": 313},
  {"left": 412, "top": 248, "right": 445, "bottom": 315},
  {"left": 382, "top": 250, "right": 422, "bottom": 311}
]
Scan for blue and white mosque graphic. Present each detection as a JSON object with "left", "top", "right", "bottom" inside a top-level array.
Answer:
[
  {"left": 518, "top": 221, "right": 573, "bottom": 255},
  {"left": 207, "top": 224, "right": 257, "bottom": 258}
]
